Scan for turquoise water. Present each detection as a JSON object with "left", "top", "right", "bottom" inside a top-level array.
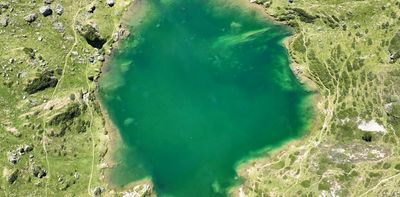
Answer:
[{"left": 100, "top": 0, "right": 311, "bottom": 196}]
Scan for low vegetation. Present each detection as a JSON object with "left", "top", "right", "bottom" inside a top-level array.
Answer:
[
  {"left": 238, "top": 0, "right": 400, "bottom": 196},
  {"left": 0, "top": 0, "right": 153, "bottom": 196}
]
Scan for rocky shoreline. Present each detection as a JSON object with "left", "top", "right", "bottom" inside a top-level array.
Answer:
[{"left": 94, "top": 0, "right": 156, "bottom": 196}]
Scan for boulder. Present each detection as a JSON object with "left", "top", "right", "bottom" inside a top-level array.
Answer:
[
  {"left": 44, "top": 0, "right": 52, "bottom": 4},
  {"left": 24, "top": 144, "right": 33, "bottom": 152},
  {"left": 55, "top": 4, "right": 64, "bottom": 15},
  {"left": 6, "top": 169, "right": 19, "bottom": 184},
  {"left": 87, "top": 4, "right": 95, "bottom": 13},
  {"left": 7, "top": 152, "right": 19, "bottom": 165},
  {"left": 24, "top": 13, "right": 37, "bottom": 23},
  {"left": 106, "top": 0, "right": 115, "bottom": 7},
  {"left": 39, "top": 6, "right": 52, "bottom": 16},
  {"left": 0, "top": 17, "right": 9, "bottom": 27},
  {"left": 88, "top": 56, "right": 95, "bottom": 63},
  {"left": 98, "top": 55, "right": 105, "bottom": 62}
]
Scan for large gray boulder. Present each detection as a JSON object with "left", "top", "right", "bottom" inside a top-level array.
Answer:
[
  {"left": 39, "top": 6, "right": 52, "bottom": 16},
  {"left": 24, "top": 13, "right": 37, "bottom": 23}
]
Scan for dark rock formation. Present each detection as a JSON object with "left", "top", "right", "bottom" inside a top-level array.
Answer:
[
  {"left": 24, "top": 70, "right": 58, "bottom": 94},
  {"left": 6, "top": 169, "right": 19, "bottom": 184},
  {"left": 49, "top": 103, "right": 81, "bottom": 125},
  {"left": 77, "top": 23, "right": 107, "bottom": 49},
  {"left": 39, "top": 6, "right": 52, "bottom": 17}
]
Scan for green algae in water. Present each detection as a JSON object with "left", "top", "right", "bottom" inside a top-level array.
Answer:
[{"left": 100, "top": 0, "right": 311, "bottom": 196}]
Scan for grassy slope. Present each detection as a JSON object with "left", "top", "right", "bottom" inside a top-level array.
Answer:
[
  {"left": 0, "top": 0, "right": 151, "bottom": 196},
  {"left": 237, "top": 0, "right": 400, "bottom": 196}
]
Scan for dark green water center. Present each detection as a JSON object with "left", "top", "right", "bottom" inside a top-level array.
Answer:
[{"left": 100, "top": 0, "right": 310, "bottom": 196}]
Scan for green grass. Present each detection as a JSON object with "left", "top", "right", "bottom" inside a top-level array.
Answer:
[
  {"left": 2, "top": 0, "right": 400, "bottom": 196},
  {"left": 237, "top": 0, "right": 400, "bottom": 196},
  {"left": 0, "top": 0, "right": 144, "bottom": 196}
]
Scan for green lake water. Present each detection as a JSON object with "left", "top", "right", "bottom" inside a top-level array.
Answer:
[{"left": 99, "top": 0, "right": 311, "bottom": 196}]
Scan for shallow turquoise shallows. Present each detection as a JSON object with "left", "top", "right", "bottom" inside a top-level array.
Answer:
[{"left": 100, "top": 0, "right": 311, "bottom": 196}]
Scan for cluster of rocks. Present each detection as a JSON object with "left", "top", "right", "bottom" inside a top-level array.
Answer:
[
  {"left": 249, "top": 0, "right": 272, "bottom": 8},
  {"left": 0, "top": 1, "right": 10, "bottom": 27},
  {"left": 23, "top": 0, "right": 64, "bottom": 24},
  {"left": 112, "top": 24, "right": 129, "bottom": 43},
  {"left": 32, "top": 165, "right": 47, "bottom": 178},
  {"left": 5, "top": 144, "right": 34, "bottom": 184},
  {"left": 7, "top": 144, "right": 34, "bottom": 165},
  {"left": 93, "top": 186, "right": 106, "bottom": 197},
  {"left": 121, "top": 184, "right": 153, "bottom": 197}
]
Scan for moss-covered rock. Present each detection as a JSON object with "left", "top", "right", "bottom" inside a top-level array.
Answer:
[
  {"left": 24, "top": 70, "right": 58, "bottom": 94},
  {"left": 49, "top": 103, "right": 81, "bottom": 126}
]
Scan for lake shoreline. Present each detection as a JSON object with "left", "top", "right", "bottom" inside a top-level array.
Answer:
[
  {"left": 229, "top": 1, "right": 322, "bottom": 197},
  {"left": 95, "top": 0, "right": 156, "bottom": 195},
  {"left": 96, "top": 0, "right": 321, "bottom": 196}
]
